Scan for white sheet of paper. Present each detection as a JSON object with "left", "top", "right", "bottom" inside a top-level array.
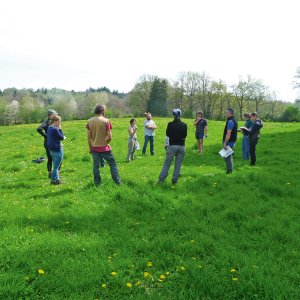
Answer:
[{"left": 219, "top": 147, "right": 234, "bottom": 158}]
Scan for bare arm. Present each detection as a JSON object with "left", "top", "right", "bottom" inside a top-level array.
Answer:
[
  {"left": 105, "top": 129, "right": 112, "bottom": 143},
  {"left": 223, "top": 129, "right": 232, "bottom": 149},
  {"left": 87, "top": 130, "right": 92, "bottom": 152}
]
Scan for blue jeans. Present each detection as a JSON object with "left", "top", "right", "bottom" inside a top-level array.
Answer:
[
  {"left": 159, "top": 145, "right": 186, "bottom": 183},
  {"left": 92, "top": 151, "right": 121, "bottom": 185},
  {"left": 49, "top": 149, "right": 63, "bottom": 181},
  {"left": 142, "top": 135, "right": 154, "bottom": 155},
  {"left": 242, "top": 135, "right": 250, "bottom": 160}
]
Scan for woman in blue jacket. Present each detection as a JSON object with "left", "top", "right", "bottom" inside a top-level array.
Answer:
[{"left": 47, "top": 115, "right": 65, "bottom": 185}]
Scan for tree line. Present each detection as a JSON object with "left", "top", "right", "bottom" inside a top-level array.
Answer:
[
  {"left": 0, "top": 87, "right": 130, "bottom": 125},
  {"left": 0, "top": 69, "right": 299, "bottom": 125},
  {"left": 128, "top": 71, "right": 300, "bottom": 122}
]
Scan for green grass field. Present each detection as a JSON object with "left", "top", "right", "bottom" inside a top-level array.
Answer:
[{"left": 0, "top": 118, "right": 300, "bottom": 299}]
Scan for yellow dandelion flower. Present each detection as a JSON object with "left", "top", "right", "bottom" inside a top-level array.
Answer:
[
  {"left": 232, "top": 277, "right": 238, "bottom": 281},
  {"left": 143, "top": 271, "right": 150, "bottom": 278},
  {"left": 37, "top": 269, "right": 45, "bottom": 275},
  {"left": 147, "top": 261, "right": 153, "bottom": 267},
  {"left": 101, "top": 283, "right": 107, "bottom": 288},
  {"left": 111, "top": 271, "right": 117, "bottom": 276},
  {"left": 135, "top": 280, "right": 141, "bottom": 286},
  {"left": 126, "top": 282, "right": 132, "bottom": 288},
  {"left": 159, "top": 275, "right": 166, "bottom": 280},
  {"left": 230, "top": 268, "right": 236, "bottom": 273},
  {"left": 165, "top": 272, "right": 170, "bottom": 276}
]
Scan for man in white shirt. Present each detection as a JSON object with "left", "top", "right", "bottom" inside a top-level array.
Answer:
[{"left": 142, "top": 112, "right": 157, "bottom": 156}]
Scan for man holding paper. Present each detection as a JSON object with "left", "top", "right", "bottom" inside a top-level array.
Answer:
[{"left": 222, "top": 108, "right": 238, "bottom": 174}]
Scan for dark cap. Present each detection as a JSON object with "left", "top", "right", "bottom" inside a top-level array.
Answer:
[
  {"left": 173, "top": 108, "right": 182, "bottom": 117},
  {"left": 251, "top": 112, "right": 258, "bottom": 116},
  {"left": 226, "top": 108, "right": 234, "bottom": 114},
  {"left": 47, "top": 109, "right": 58, "bottom": 115}
]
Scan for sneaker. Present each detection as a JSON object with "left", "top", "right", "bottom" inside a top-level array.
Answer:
[{"left": 50, "top": 180, "right": 61, "bottom": 185}]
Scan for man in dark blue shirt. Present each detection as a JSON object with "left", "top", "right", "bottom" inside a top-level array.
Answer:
[
  {"left": 223, "top": 108, "right": 238, "bottom": 174},
  {"left": 158, "top": 109, "right": 187, "bottom": 184}
]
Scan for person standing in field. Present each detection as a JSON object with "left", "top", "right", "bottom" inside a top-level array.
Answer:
[
  {"left": 86, "top": 104, "right": 121, "bottom": 186},
  {"left": 241, "top": 113, "right": 253, "bottom": 160},
  {"left": 47, "top": 115, "right": 65, "bottom": 185},
  {"left": 223, "top": 108, "right": 238, "bottom": 174},
  {"left": 37, "top": 109, "right": 60, "bottom": 178},
  {"left": 127, "top": 118, "right": 137, "bottom": 162},
  {"left": 142, "top": 112, "right": 157, "bottom": 156},
  {"left": 158, "top": 109, "right": 187, "bottom": 184},
  {"left": 194, "top": 111, "right": 208, "bottom": 154},
  {"left": 241, "top": 112, "right": 263, "bottom": 166}
]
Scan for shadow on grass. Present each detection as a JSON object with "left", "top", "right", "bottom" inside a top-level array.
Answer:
[{"left": 31, "top": 188, "right": 74, "bottom": 199}]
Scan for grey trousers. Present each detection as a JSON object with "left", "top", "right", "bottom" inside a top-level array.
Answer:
[
  {"left": 159, "top": 145, "right": 186, "bottom": 183},
  {"left": 224, "top": 154, "right": 233, "bottom": 173},
  {"left": 92, "top": 151, "right": 121, "bottom": 185},
  {"left": 127, "top": 138, "right": 136, "bottom": 161}
]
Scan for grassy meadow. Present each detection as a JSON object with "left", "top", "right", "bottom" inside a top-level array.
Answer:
[{"left": 0, "top": 118, "right": 300, "bottom": 299}]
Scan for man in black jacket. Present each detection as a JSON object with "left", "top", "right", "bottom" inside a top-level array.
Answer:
[
  {"left": 37, "top": 109, "right": 58, "bottom": 177},
  {"left": 241, "top": 112, "right": 263, "bottom": 166},
  {"left": 158, "top": 109, "right": 187, "bottom": 184},
  {"left": 223, "top": 108, "right": 238, "bottom": 174}
]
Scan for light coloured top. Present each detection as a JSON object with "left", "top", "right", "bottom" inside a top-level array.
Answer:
[
  {"left": 128, "top": 125, "right": 137, "bottom": 139},
  {"left": 144, "top": 119, "right": 156, "bottom": 136}
]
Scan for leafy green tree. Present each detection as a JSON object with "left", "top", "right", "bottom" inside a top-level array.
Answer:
[
  {"left": 127, "top": 75, "right": 156, "bottom": 116},
  {"left": 280, "top": 106, "right": 300, "bottom": 122},
  {"left": 148, "top": 78, "right": 168, "bottom": 116}
]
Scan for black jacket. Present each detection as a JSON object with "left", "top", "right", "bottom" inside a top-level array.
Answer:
[
  {"left": 246, "top": 119, "right": 263, "bottom": 140},
  {"left": 223, "top": 116, "right": 238, "bottom": 143},
  {"left": 166, "top": 119, "right": 187, "bottom": 146},
  {"left": 37, "top": 118, "right": 51, "bottom": 139}
]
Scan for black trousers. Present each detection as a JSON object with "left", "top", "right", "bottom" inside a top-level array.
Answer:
[{"left": 249, "top": 138, "right": 258, "bottom": 165}]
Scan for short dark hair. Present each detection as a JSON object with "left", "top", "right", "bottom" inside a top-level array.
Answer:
[
  {"left": 130, "top": 118, "right": 136, "bottom": 125},
  {"left": 197, "top": 111, "right": 204, "bottom": 116},
  {"left": 226, "top": 108, "right": 234, "bottom": 114},
  {"left": 251, "top": 112, "right": 258, "bottom": 117},
  {"left": 95, "top": 104, "right": 106, "bottom": 115}
]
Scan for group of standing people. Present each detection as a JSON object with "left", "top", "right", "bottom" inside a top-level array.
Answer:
[
  {"left": 37, "top": 104, "right": 263, "bottom": 186},
  {"left": 223, "top": 108, "right": 264, "bottom": 174}
]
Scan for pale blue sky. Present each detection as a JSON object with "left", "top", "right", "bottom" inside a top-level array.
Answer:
[{"left": 0, "top": 0, "right": 299, "bottom": 101}]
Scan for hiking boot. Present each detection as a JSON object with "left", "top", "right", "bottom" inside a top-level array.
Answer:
[{"left": 50, "top": 180, "right": 61, "bottom": 185}]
